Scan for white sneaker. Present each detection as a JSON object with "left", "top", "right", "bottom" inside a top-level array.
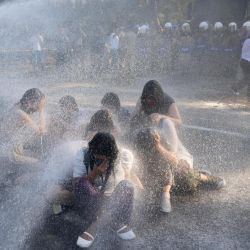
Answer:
[
  {"left": 216, "top": 178, "right": 226, "bottom": 189},
  {"left": 117, "top": 225, "right": 136, "bottom": 240},
  {"left": 76, "top": 232, "right": 95, "bottom": 248},
  {"left": 160, "top": 192, "right": 172, "bottom": 213}
]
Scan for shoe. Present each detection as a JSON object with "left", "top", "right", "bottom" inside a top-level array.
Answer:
[
  {"left": 202, "top": 173, "right": 226, "bottom": 189},
  {"left": 117, "top": 225, "right": 136, "bottom": 240},
  {"left": 198, "top": 169, "right": 212, "bottom": 176},
  {"left": 76, "top": 232, "right": 95, "bottom": 248},
  {"left": 160, "top": 192, "right": 171, "bottom": 213}
]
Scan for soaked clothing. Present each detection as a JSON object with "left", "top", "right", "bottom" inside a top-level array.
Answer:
[
  {"left": 46, "top": 110, "right": 81, "bottom": 152},
  {"left": 114, "top": 107, "right": 131, "bottom": 131},
  {"left": 74, "top": 178, "right": 134, "bottom": 227},
  {"left": 0, "top": 106, "right": 39, "bottom": 164},
  {"left": 73, "top": 146, "right": 134, "bottom": 191},
  {"left": 137, "top": 152, "right": 173, "bottom": 205},
  {"left": 72, "top": 145, "right": 134, "bottom": 227},
  {"left": 158, "top": 118, "right": 193, "bottom": 168}
]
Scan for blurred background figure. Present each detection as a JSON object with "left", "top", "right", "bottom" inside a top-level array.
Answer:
[
  {"left": 178, "top": 22, "right": 194, "bottom": 75},
  {"left": 30, "top": 33, "right": 44, "bottom": 72},
  {"left": 194, "top": 21, "right": 210, "bottom": 76},
  {"left": 223, "top": 22, "right": 240, "bottom": 77},
  {"left": 105, "top": 30, "right": 120, "bottom": 70},
  {"left": 232, "top": 33, "right": 250, "bottom": 102}
]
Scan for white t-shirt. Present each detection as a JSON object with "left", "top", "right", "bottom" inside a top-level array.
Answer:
[
  {"left": 109, "top": 33, "right": 119, "bottom": 50},
  {"left": 43, "top": 140, "right": 87, "bottom": 183},
  {"left": 157, "top": 119, "right": 193, "bottom": 169},
  {"left": 73, "top": 147, "right": 133, "bottom": 187},
  {"left": 241, "top": 38, "right": 250, "bottom": 62}
]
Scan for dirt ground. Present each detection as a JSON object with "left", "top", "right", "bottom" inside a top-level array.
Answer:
[{"left": 0, "top": 73, "right": 250, "bottom": 250}]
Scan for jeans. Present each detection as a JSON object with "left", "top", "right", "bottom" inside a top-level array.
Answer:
[{"left": 74, "top": 178, "right": 134, "bottom": 227}]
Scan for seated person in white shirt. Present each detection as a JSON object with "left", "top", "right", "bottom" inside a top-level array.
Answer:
[
  {"left": 74, "top": 132, "right": 136, "bottom": 248},
  {"left": 84, "top": 109, "right": 142, "bottom": 189},
  {"left": 50, "top": 110, "right": 141, "bottom": 248}
]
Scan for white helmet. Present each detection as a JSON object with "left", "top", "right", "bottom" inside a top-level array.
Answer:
[
  {"left": 243, "top": 21, "right": 250, "bottom": 31},
  {"left": 199, "top": 21, "right": 208, "bottom": 31},
  {"left": 182, "top": 23, "right": 191, "bottom": 33},
  {"left": 228, "top": 22, "right": 237, "bottom": 32},
  {"left": 214, "top": 22, "right": 224, "bottom": 31},
  {"left": 164, "top": 22, "right": 173, "bottom": 30}
]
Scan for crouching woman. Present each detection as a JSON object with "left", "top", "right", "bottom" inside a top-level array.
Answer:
[
  {"left": 73, "top": 132, "right": 136, "bottom": 248},
  {"left": 134, "top": 129, "right": 226, "bottom": 214}
]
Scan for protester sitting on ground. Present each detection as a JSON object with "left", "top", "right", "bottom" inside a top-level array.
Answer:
[
  {"left": 73, "top": 132, "right": 136, "bottom": 248},
  {"left": 101, "top": 92, "right": 131, "bottom": 130},
  {"left": 130, "top": 81, "right": 191, "bottom": 168},
  {"left": 84, "top": 109, "right": 142, "bottom": 187},
  {"left": 50, "top": 109, "right": 142, "bottom": 217},
  {"left": 134, "top": 128, "right": 226, "bottom": 213},
  {"left": 85, "top": 109, "right": 116, "bottom": 140},
  {"left": 134, "top": 80, "right": 182, "bottom": 127},
  {"left": 0, "top": 88, "right": 46, "bottom": 165},
  {"left": 46, "top": 95, "right": 82, "bottom": 152}
]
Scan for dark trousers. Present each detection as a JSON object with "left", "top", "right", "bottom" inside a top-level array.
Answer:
[
  {"left": 74, "top": 178, "right": 134, "bottom": 228},
  {"left": 232, "top": 58, "right": 250, "bottom": 100}
]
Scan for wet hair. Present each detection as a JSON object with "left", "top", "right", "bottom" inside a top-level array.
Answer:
[
  {"left": 101, "top": 92, "right": 121, "bottom": 112},
  {"left": 134, "top": 128, "right": 158, "bottom": 154},
  {"left": 88, "top": 132, "right": 118, "bottom": 160},
  {"left": 19, "top": 88, "right": 45, "bottom": 113},
  {"left": 129, "top": 113, "right": 151, "bottom": 137},
  {"left": 59, "top": 95, "right": 79, "bottom": 112},
  {"left": 86, "top": 109, "right": 115, "bottom": 135},
  {"left": 141, "top": 80, "right": 165, "bottom": 114},
  {"left": 85, "top": 132, "right": 119, "bottom": 191}
]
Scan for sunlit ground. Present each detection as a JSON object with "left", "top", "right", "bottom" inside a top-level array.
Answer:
[{"left": 0, "top": 75, "right": 250, "bottom": 249}]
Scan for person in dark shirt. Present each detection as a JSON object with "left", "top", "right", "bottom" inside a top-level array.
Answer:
[
  {"left": 47, "top": 95, "right": 80, "bottom": 149},
  {"left": 134, "top": 80, "right": 182, "bottom": 127},
  {"left": 101, "top": 92, "right": 131, "bottom": 129}
]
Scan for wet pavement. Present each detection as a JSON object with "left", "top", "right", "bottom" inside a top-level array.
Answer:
[{"left": 0, "top": 75, "right": 250, "bottom": 249}]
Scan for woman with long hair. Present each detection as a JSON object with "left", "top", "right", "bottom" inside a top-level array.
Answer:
[
  {"left": 134, "top": 80, "right": 182, "bottom": 127},
  {"left": 0, "top": 88, "right": 46, "bottom": 164},
  {"left": 134, "top": 129, "right": 226, "bottom": 213},
  {"left": 73, "top": 132, "right": 136, "bottom": 248}
]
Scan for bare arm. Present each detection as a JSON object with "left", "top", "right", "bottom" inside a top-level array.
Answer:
[
  {"left": 158, "top": 144, "right": 178, "bottom": 167},
  {"left": 38, "top": 97, "right": 47, "bottom": 134},
  {"left": 151, "top": 103, "right": 182, "bottom": 128},
  {"left": 19, "top": 110, "right": 40, "bottom": 133},
  {"left": 129, "top": 171, "right": 144, "bottom": 190},
  {"left": 167, "top": 103, "right": 182, "bottom": 127}
]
